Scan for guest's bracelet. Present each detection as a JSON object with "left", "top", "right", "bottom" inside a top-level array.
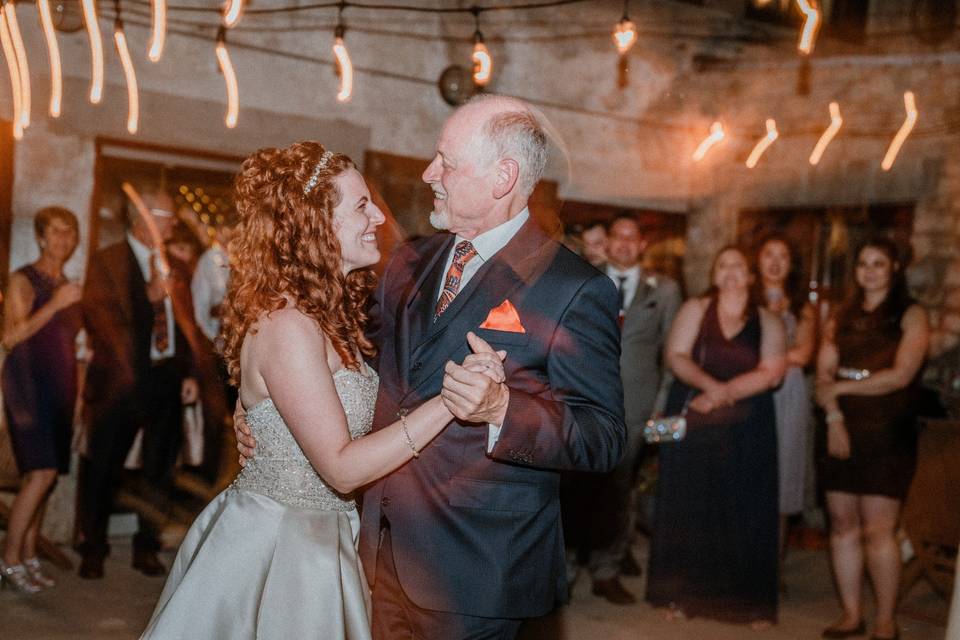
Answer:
[
  {"left": 825, "top": 410, "right": 844, "bottom": 425},
  {"left": 398, "top": 409, "right": 419, "bottom": 458}
]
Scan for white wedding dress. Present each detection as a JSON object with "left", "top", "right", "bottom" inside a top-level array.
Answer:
[{"left": 141, "top": 367, "right": 378, "bottom": 640}]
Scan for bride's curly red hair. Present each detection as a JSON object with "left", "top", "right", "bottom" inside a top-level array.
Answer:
[{"left": 220, "top": 141, "right": 376, "bottom": 385}]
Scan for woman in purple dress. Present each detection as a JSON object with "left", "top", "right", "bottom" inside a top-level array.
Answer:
[{"left": 1, "top": 207, "right": 82, "bottom": 593}]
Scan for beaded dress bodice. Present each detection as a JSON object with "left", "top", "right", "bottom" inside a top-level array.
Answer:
[{"left": 231, "top": 367, "right": 378, "bottom": 511}]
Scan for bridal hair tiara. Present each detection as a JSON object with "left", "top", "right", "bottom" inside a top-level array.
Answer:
[{"left": 303, "top": 150, "right": 336, "bottom": 195}]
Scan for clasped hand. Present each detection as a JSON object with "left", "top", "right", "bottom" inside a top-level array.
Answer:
[
  {"left": 441, "top": 331, "right": 509, "bottom": 426},
  {"left": 688, "top": 382, "right": 733, "bottom": 414}
]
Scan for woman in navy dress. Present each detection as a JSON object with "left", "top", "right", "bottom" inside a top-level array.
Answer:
[
  {"left": 646, "top": 246, "right": 786, "bottom": 626},
  {"left": 1, "top": 207, "right": 82, "bottom": 593}
]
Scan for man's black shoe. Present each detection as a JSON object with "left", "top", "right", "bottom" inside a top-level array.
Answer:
[
  {"left": 591, "top": 577, "right": 636, "bottom": 605},
  {"left": 619, "top": 550, "right": 642, "bottom": 577},
  {"left": 78, "top": 555, "right": 104, "bottom": 580},
  {"left": 132, "top": 550, "right": 166, "bottom": 577}
]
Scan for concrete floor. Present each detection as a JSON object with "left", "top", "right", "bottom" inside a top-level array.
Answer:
[{"left": 1, "top": 538, "right": 948, "bottom": 640}]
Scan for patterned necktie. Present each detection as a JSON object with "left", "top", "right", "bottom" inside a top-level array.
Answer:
[
  {"left": 435, "top": 240, "right": 477, "bottom": 318},
  {"left": 150, "top": 252, "right": 170, "bottom": 354}
]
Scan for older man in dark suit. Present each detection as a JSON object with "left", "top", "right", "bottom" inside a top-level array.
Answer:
[{"left": 77, "top": 187, "right": 200, "bottom": 579}]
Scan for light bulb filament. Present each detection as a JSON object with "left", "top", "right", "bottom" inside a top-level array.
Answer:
[
  {"left": 796, "top": 0, "right": 820, "bottom": 55},
  {"left": 745, "top": 119, "right": 779, "bottom": 168},
  {"left": 333, "top": 36, "right": 353, "bottom": 102},
  {"left": 37, "top": 0, "right": 62, "bottom": 118},
  {"left": 148, "top": 0, "right": 166, "bottom": 62},
  {"left": 881, "top": 91, "right": 917, "bottom": 171},
  {"left": 692, "top": 122, "right": 724, "bottom": 161},
  {"left": 216, "top": 35, "right": 239, "bottom": 128},
  {"left": 809, "top": 101, "right": 842, "bottom": 165},
  {"left": 223, "top": 0, "right": 243, "bottom": 28},
  {"left": 81, "top": 0, "right": 103, "bottom": 104},
  {"left": 0, "top": 9, "right": 22, "bottom": 139},
  {"left": 114, "top": 25, "right": 139, "bottom": 134},
  {"left": 613, "top": 18, "right": 637, "bottom": 55}
]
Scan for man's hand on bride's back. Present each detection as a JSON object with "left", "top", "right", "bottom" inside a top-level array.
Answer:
[{"left": 234, "top": 401, "right": 257, "bottom": 467}]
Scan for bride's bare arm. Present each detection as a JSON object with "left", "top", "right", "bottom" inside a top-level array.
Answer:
[{"left": 254, "top": 309, "right": 452, "bottom": 493}]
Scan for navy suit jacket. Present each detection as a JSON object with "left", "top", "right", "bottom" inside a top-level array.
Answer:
[{"left": 359, "top": 219, "right": 625, "bottom": 618}]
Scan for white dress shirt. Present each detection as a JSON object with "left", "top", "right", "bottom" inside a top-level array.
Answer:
[
  {"left": 436, "top": 208, "right": 530, "bottom": 452},
  {"left": 127, "top": 232, "right": 176, "bottom": 361},
  {"left": 605, "top": 263, "right": 643, "bottom": 312},
  {"left": 192, "top": 245, "right": 230, "bottom": 342}
]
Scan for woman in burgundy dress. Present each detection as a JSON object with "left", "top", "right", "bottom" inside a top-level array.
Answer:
[
  {"left": 1, "top": 207, "right": 82, "bottom": 593},
  {"left": 816, "top": 238, "right": 929, "bottom": 640}
]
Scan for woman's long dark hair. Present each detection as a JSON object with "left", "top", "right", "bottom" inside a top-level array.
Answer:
[
  {"left": 837, "top": 236, "right": 913, "bottom": 333},
  {"left": 754, "top": 234, "right": 807, "bottom": 318}
]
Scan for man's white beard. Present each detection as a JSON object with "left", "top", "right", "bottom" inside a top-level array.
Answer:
[{"left": 429, "top": 210, "right": 449, "bottom": 230}]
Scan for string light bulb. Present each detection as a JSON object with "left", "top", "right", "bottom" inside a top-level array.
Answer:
[
  {"left": 114, "top": 17, "right": 139, "bottom": 134},
  {"left": 332, "top": 24, "right": 353, "bottom": 102},
  {"left": 3, "top": 1, "right": 29, "bottom": 130},
  {"left": 809, "top": 101, "right": 842, "bottom": 165},
  {"left": 471, "top": 9, "right": 492, "bottom": 87},
  {"left": 692, "top": 122, "right": 725, "bottom": 161},
  {"left": 796, "top": 0, "right": 820, "bottom": 55},
  {"left": 745, "top": 119, "right": 779, "bottom": 168},
  {"left": 0, "top": 7, "right": 22, "bottom": 139},
  {"left": 222, "top": 0, "right": 243, "bottom": 29},
  {"left": 36, "top": 0, "right": 62, "bottom": 118},
  {"left": 881, "top": 91, "right": 917, "bottom": 171},
  {"left": 612, "top": 2, "right": 638, "bottom": 55},
  {"left": 81, "top": 0, "right": 104, "bottom": 104},
  {"left": 148, "top": 0, "right": 166, "bottom": 61},
  {"left": 215, "top": 27, "right": 239, "bottom": 128}
]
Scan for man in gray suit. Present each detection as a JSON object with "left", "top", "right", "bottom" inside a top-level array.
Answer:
[{"left": 565, "top": 213, "right": 681, "bottom": 604}]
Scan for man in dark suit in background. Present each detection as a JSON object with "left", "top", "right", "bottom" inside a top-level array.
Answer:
[
  {"left": 78, "top": 186, "right": 199, "bottom": 579},
  {"left": 565, "top": 213, "right": 681, "bottom": 604},
  {"left": 360, "top": 94, "right": 625, "bottom": 639}
]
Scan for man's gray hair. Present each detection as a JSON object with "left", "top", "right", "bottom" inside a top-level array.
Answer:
[{"left": 469, "top": 95, "right": 548, "bottom": 197}]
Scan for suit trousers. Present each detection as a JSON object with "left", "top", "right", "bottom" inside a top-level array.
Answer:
[
  {"left": 78, "top": 360, "right": 183, "bottom": 556},
  {"left": 371, "top": 523, "right": 523, "bottom": 640}
]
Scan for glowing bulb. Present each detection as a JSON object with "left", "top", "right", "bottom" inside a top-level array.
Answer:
[
  {"left": 3, "top": 2, "right": 29, "bottom": 129},
  {"left": 81, "top": 0, "right": 103, "bottom": 104},
  {"left": 809, "top": 101, "right": 842, "bottom": 165},
  {"left": 114, "top": 25, "right": 139, "bottom": 134},
  {"left": 745, "top": 119, "right": 779, "bottom": 169},
  {"left": 692, "top": 122, "right": 725, "bottom": 161},
  {"left": 613, "top": 18, "right": 638, "bottom": 55},
  {"left": 881, "top": 91, "right": 917, "bottom": 171},
  {"left": 215, "top": 32, "right": 239, "bottom": 128},
  {"left": 796, "top": 0, "right": 820, "bottom": 55},
  {"left": 223, "top": 0, "right": 243, "bottom": 29},
  {"left": 332, "top": 35, "right": 353, "bottom": 102},
  {"left": 37, "top": 0, "right": 62, "bottom": 118},
  {"left": 0, "top": 10, "right": 22, "bottom": 139},
  {"left": 148, "top": 0, "right": 166, "bottom": 62},
  {"left": 472, "top": 35, "right": 492, "bottom": 86}
]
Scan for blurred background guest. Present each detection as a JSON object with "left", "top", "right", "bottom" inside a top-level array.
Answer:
[
  {"left": 646, "top": 246, "right": 785, "bottom": 627},
  {"left": 815, "top": 238, "right": 929, "bottom": 640},
  {"left": 756, "top": 236, "right": 817, "bottom": 575},
  {"left": 579, "top": 220, "right": 608, "bottom": 267},
  {"left": 77, "top": 186, "right": 199, "bottom": 580},
  {"left": 191, "top": 215, "right": 235, "bottom": 345},
  {"left": 0, "top": 207, "right": 82, "bottom": 592},
  {"left": 164, "top": 223, "right": 202, "bottom": 278}
]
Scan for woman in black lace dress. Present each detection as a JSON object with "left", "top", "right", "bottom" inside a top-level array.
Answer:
[
  {"left": 646, "top": 246, "right": 785, "bottom": 627},
  {"left": 816, "top": 238, "right": 929, "bottom": 640},
  {"left": 0, "top": 208, "right": 82, "bottom": 592}
]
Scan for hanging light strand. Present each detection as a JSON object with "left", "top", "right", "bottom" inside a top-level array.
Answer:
[
  {"left": 881, "top": 91, "right": 917, "bottom": 171},
  {"left": 215, "top": 27, "right": 239, "bottom": 128},
  {"left": 471, "top": 8, "right": 492, "bottom": 86},
  {"left": 796, "top": 0, "right": 820, "bottom": 55},
  {"left": 148, "top": 0, "right": 166, "bottom": 61},
  {"left": 114, "top": 5, "right": 140, "bottom": 134},
  {"left": 332, "top": 5, "right": 353, "bottom": 102},
  {"left": 692, "top": 121, "right": 725, "bottom": 161},
  {"left": 0, "top": 6, "right": 22, "bottom": 139},
  {"left": 222, "top": 0, "right": 243, "bottom": 28},
  {"left": 745, "top": 118, "right": 779, "bottom": 168},
  {"left": 3, "top": 1, "right": 29, "bottom": 130},
  {"left": 36, "top": 0, "right": 62, "bottom": 118},
  {"left": 809, "top": 101, "right": 842, "bottom": 165},
  {"left": 612, "top": 0, "right": 637, "bottom": 55},
  {"left": 81, "top": 0, "right": 104, "bottom": 104}
]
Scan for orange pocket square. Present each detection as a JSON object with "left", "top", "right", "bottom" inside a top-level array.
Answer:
[{"left": 480, "top": 300, "right": 525, "bottom": 333}]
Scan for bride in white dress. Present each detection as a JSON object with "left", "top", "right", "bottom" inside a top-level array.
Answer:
[{"left": 141, "top": 142, "right": 504, "bottom": 639}]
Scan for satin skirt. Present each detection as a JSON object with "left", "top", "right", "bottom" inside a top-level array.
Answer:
[{"left": 141, "top": 488, "right": 371, "bottom": 639}]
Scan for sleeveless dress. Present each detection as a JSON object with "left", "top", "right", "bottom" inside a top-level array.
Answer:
[
  {"left": 141, "top": 367, "right": 378, "bottom": 640},
  {"left": 646, "top": 299, "right": 779, "bottom": 623},
  {"left": 1, "top": 265, "right": 81, "bottom": 474},
  {"left": 773, "top": 308, "right": 809, "bottom": 515},
  {"left": 819, "top": 304, "right": 919, "bottom": 499}
]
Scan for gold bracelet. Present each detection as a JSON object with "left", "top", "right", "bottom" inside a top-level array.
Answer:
[
  {"left": 397, "top": 409, "right": 419, "bottom": 458},
  {"left": 825, "top": 410, "right": 844, "bottom": 424}
]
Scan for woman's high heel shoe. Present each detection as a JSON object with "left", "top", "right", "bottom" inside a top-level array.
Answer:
[
  {"left": 0, "top": 561, "right": 42, "bottom": 594},
  {"left": 23, "top": 557, "right": 55, "bottom": 588}
]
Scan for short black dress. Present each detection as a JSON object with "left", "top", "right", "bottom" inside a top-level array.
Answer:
[
  {"left": 1, "top": 265, "right": 82, "bottom": 473},
  {"left": 819, "top": 303, "right": 919, "bottom": 500},
  {"left": 646, "top": 298, "right": 779, "bottom": 623}
]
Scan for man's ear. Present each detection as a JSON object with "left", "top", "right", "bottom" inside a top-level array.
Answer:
[{"left": 492, "top": 158, "right": 520, "bottom": 200}]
